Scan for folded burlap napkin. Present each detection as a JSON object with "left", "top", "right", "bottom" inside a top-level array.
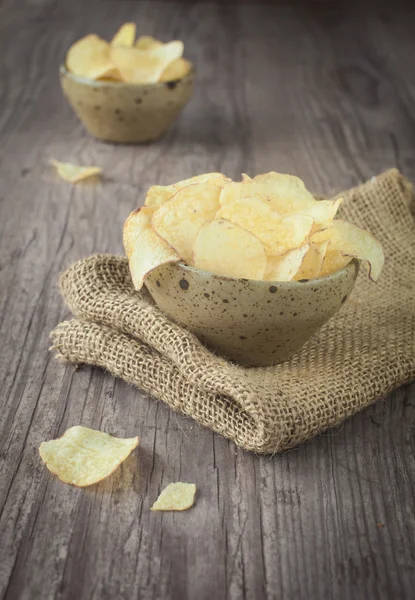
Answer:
[{"left": 51, "top": 169, "right": 415, "bottom": 453}]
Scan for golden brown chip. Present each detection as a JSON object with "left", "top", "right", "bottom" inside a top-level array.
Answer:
[
  {"left": 193, "top": 218, "right": 266, "bottom": 280},
  {"left": 294, "top": 240, "right": 329, "bottom": 280},
  {"left": 152, "top": 183, "right": 222, "bottom": 262},
  {"left": 111, "top": 41, "right": 183, "bottom": 84},
  {"left": 123, "top": 206, "right": 180, "bottom": 289},
  {"left": 217, "top": 196, "right": 313, "bottom": 256},
  {"left": 39, "top": 426, "right": 139, "bottom": 487},
  {"left": 264, "top": 245, "right": 309, "bottom": 281},
  {"left": 151, "top": 482, "right": 196, "bottom": 511},
  {"left": 160, "top": 57, "right": 192, "bottom": 82},
  {"left": 111, "top": 23, "right": 136, "bottom": 47},
  {"left": 66, "top": 34, "right": 118, "bottom": 80},
  {"left": 312, "top": 220, "right": 384, "bottom": 280},
  {"left": 319, "top": 250, "right": 352, "bottom": 277},
  {"left": 50, "top": 160, "right": 102, "bottom": 183}
]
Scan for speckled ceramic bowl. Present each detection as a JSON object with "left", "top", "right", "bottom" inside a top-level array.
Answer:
[
  {"left": 60, "top": 65, "right": 195, "bottom": 143},
  {"left": 145, "top": 260, "right": 360, "bottom": 367}
]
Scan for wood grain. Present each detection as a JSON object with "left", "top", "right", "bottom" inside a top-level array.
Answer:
[{"left": 0, "top": 1, "right": 414, "bottom": 599}]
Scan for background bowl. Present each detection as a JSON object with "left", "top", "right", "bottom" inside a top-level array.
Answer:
[
  {"left": 60, "top": 65, "right": 195, "bottom": 143},
  {"left": 145, "top": 260, "right": 360, "bottom": 367}
]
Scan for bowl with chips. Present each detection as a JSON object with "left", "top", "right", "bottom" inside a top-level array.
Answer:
[
  {"left": 60, "top": 24, "right": 195, "bottom": 143},
  {"left": 123, "top": 172, "right": 384, "bottom": 366}
]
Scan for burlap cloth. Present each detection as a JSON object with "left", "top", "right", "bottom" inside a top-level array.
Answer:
[{"left": 51, "top": 169, "right": 415, "bottom": 453}]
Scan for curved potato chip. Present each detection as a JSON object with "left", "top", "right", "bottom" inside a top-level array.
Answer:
[
  {"left": 123, "top": 206, "right": 180, "bottom": 289},
  {"left": 111, "top": 41, "right": 183, "bottom": 84},
  {"left": 145, "top": 174, "right": 228, "bottom": 211},
  {"left": 241, "top": 173, "right": 252, "bottom": 182},
  {"left": 151, "top": 482, "right": 196, "bottom": 511},
  {"left": 135, "top": 35, "right": 163, "bottom": 50},
  {"left": 152, "top": 183, "right": 221, "bottom": 262},
  {"left": 264, "top": 244, "right": 309, "bottom": 281},
  {"left": 145, "top": 185, "right": 177, "bottom": 210},
  {"left": 39, "top": 426, "right": 139, "bottom": 487},
  {"left": 66, "top": 34, "right": 118, "bottom": 80},
  {"left": 173, "top": 172, "right": 229, "bottom": 189},
  {"left": 111, "top": 23, "right": 136, "bottom": 48},
  {"left": 193, "top": 218, "right": 266, "bottom": 280},
  {"left": 312, "top": 220, "right": 384, "bottom": 280},
  {"left": 160, "top": 57, "right": 192, "bottom": 82},
  {"left": 219, "top": 180, "right": 342, "bottom": 230},
  {"left": 253, "top": 171, "right": 307, "bottom": 189},
  {"left": 294, "top": 240, "right": 329, "bottom": 280},
  {"left": 217, "top": 196, "right": 313, "bottom": 256},
  {"left": 50, "top": 160, "right": 102, "bottom": 183},
  {"left": 319, "top": 250, "right": 352, "bottom": 277}
]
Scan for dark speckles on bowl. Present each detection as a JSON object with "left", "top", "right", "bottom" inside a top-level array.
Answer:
[
  {"left": 145, "top": 260, "right": 360, "bottom": 367},
  {"left": 59, "top": 65, "right": 195, "bottom": 143}
]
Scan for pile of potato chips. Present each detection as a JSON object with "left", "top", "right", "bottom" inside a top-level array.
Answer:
[
  {"left": 66, "top": 23, "right": 192, "bottom": 84},
  {"left": 124, "top": 172, "right": 384, "bottom": 287}
]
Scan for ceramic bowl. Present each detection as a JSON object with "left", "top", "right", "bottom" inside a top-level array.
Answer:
[
  {"left": 145, "top": 260, "right": 360, "bottom": 367},
  {"left": 59, "top": 65, "right": 195, "bottom": 143}
]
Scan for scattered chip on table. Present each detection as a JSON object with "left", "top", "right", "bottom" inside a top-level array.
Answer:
[
  {"left": 50, "top": 160, "right": 102, "bottom": 183},
  {"left": 39, "top": 426, "right": 139, "bottom": 487},
  {"left": 151, "top": 482, "right": 197, "bottom": 511}
]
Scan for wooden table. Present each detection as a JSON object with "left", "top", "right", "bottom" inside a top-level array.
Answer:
[{"left": 1, "top": 1, "right": 414, "bottom": 598}]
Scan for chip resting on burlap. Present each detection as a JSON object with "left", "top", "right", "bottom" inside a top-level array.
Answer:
[{"left": 51, "top": 169, "right": 415, "bottom": 454}]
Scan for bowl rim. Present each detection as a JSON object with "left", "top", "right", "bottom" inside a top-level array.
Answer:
[
  {"left": 173, "top": 258, "right": 360, "bottom": 287},
  {"left": 59, "top": 64, "right": 195, "bottom": 89}
]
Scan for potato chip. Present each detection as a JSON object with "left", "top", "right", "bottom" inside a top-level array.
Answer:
[
  {"left": 312, "top": 220, "right": 384, "bottom": 280},
  {"left": 253, "top": 171, "right": 307, "bottom": 189},
  {"left": 319, "top": 250, "right": 352, "bottom": 277},
  {"left": 173, "top": 172, "right": 229, "bottom": 189},
  {"left": 66, "top": 34, "right": 118, "bottom": 80},
  {"left": 145, "top": 174, "right": 228, "bottom": 211},
  {"left": 241, "top": 173, "right": 252, "bottom": 182},
  {"left": 217, "top": 197, "right": 313, "bottom": 256},
  {"left": 145, "top": 185, "right": 177, "bottom": 210},
  {"left": 219, "top": 181, "right": 342, "bottom": 230},
  {"left": 152, "top": 183, "right": 222, "bottom": 262},
  {"left": 160, "top": 57, "right": 192, "bottom": 82},
  {"left": 111, "top": 41, "right": 183, "bottom": 84},
  {"left": 135, "top": 35, "right": 163, "bottom": 50},
  {"left": 193, "top": 218, "right": 266, "bottom": 280},
  {"left": 151, "top": 482, "right": 196, "bottom": 511},
  {"left": 264, "top": 245, "right": 309, "bottom": 281},
  {"left": 50, "top": 160, "right": 102, "bottom": 183},
  {"left": 39, "top": 426, "right": 139, "bottom": 487},
  {"left": 111, "top": 23, "right": 136, "bottom": 48},
  {"left": 294, "top": 240, "right": 329, "bottom": 280},
  {"left": 123, "top": 206, "right": 180, "bottom": 289}
]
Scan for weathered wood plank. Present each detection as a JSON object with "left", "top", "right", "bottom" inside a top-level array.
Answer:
[{"left": 0, "top": 2, "right": 414, "bottom": 599}]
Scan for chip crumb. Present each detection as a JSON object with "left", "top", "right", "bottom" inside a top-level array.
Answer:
[
  {"left": 377, "top": 522, "right": 384, "bottom": 528},
  {"left": 50, "top": 160, "right": 102, "bottom": 184},
  {"left": 151, "top": 482, "right": 196, "bottom": 511},
  {"left": 39, "top": 426, "right": 139, "bottom": 487}
]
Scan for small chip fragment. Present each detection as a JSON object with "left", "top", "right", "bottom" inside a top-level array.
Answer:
[
  {"left": 39, "top": 426, "right": 139, "bottom": 487},
  {"left": 151, "top": 482, "right": 196, "bottom": 511},
  {"left": 50, "top": 160, "right": 102, "bottom": 183}
]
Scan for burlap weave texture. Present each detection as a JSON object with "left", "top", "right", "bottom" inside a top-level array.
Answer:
[{"left": 51, "top": 169, "right": 415, "bottom": 453}]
